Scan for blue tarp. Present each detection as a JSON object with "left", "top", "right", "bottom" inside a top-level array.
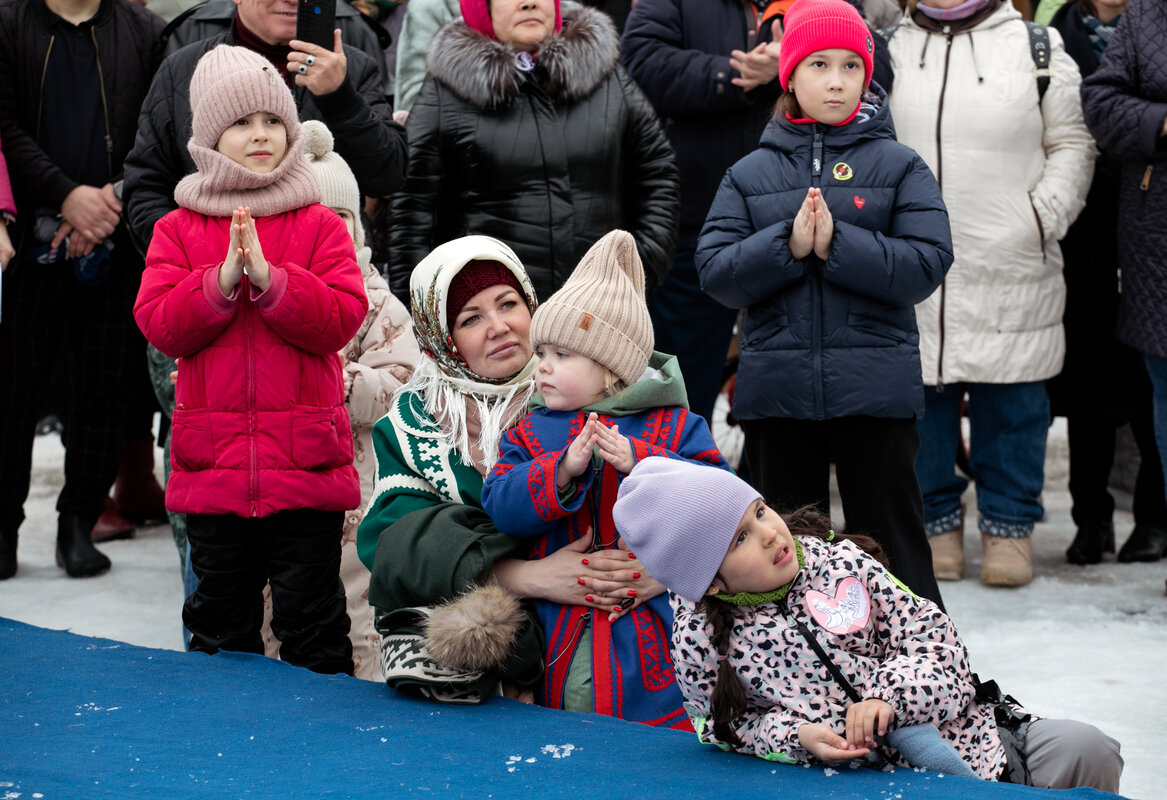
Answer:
[{"left": 0, "top": 619, "right": 1125, "bottom": 799}]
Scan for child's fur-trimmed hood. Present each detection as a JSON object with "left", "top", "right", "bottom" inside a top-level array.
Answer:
[{"left": 426, "top": 7, "right": 620, "bottom": 110}]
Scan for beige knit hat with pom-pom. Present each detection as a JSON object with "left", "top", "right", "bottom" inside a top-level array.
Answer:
[
  {"left": 529, "top": 230, "right": 654, "bottom": 387},
  {"left": 301, "top": 119, "right": 364, "bottom": 249}
]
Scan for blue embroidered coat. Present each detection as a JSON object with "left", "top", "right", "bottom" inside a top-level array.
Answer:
[{"left": 481, "top": 353, "right": 731, "bottom": 727}]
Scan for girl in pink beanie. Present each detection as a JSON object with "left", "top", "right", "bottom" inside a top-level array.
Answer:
[
  {"left": 133, "top": 45, "right": 369, "bottom": 676},
  {"left": 697, "top": 0, "right": 952, "bottom": 611}
]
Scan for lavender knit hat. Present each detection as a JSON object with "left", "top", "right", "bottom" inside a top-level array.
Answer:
[
  {"left": 529, "top": 230, "right": 654, "bottom": 387},
  {"left": 614, "top": 458, "right": 761, "bottom": 603}
]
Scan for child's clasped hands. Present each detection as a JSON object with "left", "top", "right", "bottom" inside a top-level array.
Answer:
[
  {"left": 219, "top": 206, "right": 271, "bottom": 295},
  {"left": 789, "top": 186, "right": 833, "bottom": 261}
]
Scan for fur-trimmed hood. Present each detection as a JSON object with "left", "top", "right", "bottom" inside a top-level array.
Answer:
[{"left": 426, "top": 7, "right": 620, "bottom": 110}]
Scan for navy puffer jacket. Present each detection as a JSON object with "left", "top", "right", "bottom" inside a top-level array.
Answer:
[
  {"left": 696, "top": 87, "right": 953, "bottom": 421},
  {"left": 1081, "top": 0, "right": 1167, "bottom": 359}
]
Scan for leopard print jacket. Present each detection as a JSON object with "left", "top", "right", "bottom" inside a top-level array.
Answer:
[{"left": 671, "top": 536, "right": 1007, "bottom": 778}]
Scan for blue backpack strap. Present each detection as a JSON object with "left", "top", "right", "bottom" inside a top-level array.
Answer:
[{"left": 1025, "top": 21, "right": 1052, "bottom": 105}]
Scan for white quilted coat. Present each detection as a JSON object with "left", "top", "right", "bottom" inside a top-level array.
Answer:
[{"left": 886, "top": 3, "right": 1096, "bottom": 385}]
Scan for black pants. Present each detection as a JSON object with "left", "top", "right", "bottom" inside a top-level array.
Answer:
[
  {"left": 0, "top": 247, "right": 136, "bottom": 531},
  {"left": 1067, "top": 363, "right": 1167, "bottom": 527},
  {"left": 742, "top": 416, "right": 944, "bottom": 610},
  {"left": 184, "top": 509, "right": 353, "bottom": 676}
]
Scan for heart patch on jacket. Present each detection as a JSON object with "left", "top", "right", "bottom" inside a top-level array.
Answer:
[
  {"left": 805, "top": 577, "right": 870, "bottom": 634},
  {"left": 853, "top": 196, "right": 866, "bottom": 210}
]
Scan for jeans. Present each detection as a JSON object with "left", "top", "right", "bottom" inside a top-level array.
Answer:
[
  {"left": 649, "top": 250, "right": 738, "bottom": 423},
  {"left": 916, "top": 381, "right": 1049, "bottom": 539},
  {"left": 1145, "top": 354, "right": 1167, "bottom": 501}
]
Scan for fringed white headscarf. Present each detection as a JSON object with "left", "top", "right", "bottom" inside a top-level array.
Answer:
[{"left": 398, "top": 236, "right": 539, "bottom": 473}]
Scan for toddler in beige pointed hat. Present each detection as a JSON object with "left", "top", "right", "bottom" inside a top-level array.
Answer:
[{"left": 480, "top": 230, "right": 733, "bottom": 653}]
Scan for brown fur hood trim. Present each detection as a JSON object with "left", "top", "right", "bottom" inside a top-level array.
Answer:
[
  {"left": 423, "top": 583, "right": 525, "bottom": 671},
  {"left": 426, "top": 7, "right": 619, "bottom": 110}
]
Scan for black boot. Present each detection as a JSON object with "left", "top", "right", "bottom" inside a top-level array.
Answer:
[
  {"left": 1117, "top": 524, "right": 1167, "bottom": 563},
  {"left": 0, "top": 529, "right": 16, "bottom": 580},
  {"left": 1066, "top": 520, "right": 1115, "bottom": 565},
  {"left": 56, "top": 515, "right": 111, "bottom": 578}
]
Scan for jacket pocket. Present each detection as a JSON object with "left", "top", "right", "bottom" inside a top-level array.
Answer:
[
  {"left": 847, "top": 311, "right": 909, "bottom": 344},
  {"left": 291, "top": 405, "right": 342, "bottom": 471},
  {"left": 742, "top": 311, "right": 789, "bottom": 349},
  {"left": 1027, "top": 194, "right": 1047, "bottom": 251},
  {"left": 170, "top": 409, "right": 215, "bottom": 471}
]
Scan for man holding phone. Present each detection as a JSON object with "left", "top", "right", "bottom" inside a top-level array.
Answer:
[{"left": 123, "top": 0, "right": 407, "bottom": 250}]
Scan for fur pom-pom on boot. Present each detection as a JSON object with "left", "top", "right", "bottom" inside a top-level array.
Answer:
[{"left": 424, "top": 583, "right": 525, "bottom": 672}]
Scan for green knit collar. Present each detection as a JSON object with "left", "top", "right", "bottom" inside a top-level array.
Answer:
[{"left": 713, "top": 538, "right": 805, "bottom": 606}]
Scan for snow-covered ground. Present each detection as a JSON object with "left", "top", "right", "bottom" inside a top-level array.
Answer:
[{"left": 1, "top": 422, "right": 1164, "bottom": 800}]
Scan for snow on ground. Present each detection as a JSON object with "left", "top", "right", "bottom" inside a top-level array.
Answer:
[{"left": 1, "top": 422, "right": 1164, "bottom": 799}]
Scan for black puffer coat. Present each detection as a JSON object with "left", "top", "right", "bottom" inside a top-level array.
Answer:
[
  {"left": 1081, "top": 0, "right": 1167, "bottom": 359},
  {"left": 389, "top": 7, "right": 680, "bottom": 303}
]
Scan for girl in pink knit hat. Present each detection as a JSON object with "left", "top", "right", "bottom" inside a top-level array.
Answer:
[
  {"left": 697, "top": 0, "right": 952, "bottom": 611},
  {"left": 133, "top": 45, "right": 368, "bottom": 676}
]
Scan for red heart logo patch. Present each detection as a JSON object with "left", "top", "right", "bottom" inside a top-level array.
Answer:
[
  {"left": 853, "top": 196, "right": 866, "bottom": 210},
  {"left": 804, "top": 577, "right": 870, "bottom": 634}
]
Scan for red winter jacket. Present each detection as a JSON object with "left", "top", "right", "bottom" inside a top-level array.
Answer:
[{"left": 134, "top": 204, "right": 369, "bottom": 517}]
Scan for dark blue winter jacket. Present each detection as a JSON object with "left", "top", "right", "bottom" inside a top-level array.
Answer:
[
  {"left": 1081, "top": 0, "right": 1167, "bottom": 359},
  {"left": 621, "top": 0, "right": 893, "bottom": 251},
  {"left": 695, "top": 88, "right": 953, "bottom": 422}
]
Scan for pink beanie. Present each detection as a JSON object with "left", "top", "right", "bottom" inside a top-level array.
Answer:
[
  {"left": 189, "top": 45, "right": 302, "bottom": 153},
  {"left": 459, "top": 0, "right": 562, "bottom": 40},
  {"left": 614, "top": 458, "right": 762, "bottom": 603},
  {"left": 777, "top": 0, "right": 875, "bottom": 91}
]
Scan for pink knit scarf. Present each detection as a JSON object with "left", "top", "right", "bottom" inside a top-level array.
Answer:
[{"left": 174, "top": 129, "right": 322, "bottom": 218}]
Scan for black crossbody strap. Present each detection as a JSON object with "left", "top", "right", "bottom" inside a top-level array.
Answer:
[{"left": 779, "top": 598, "right": 894, "bottom": 769}]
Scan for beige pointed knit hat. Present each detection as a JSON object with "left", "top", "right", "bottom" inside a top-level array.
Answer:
[{"left": 529, "top": 230, "right": 654, "bottom": 386}]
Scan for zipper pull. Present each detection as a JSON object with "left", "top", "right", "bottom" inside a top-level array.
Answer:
[
  {"left": 1141, "top": 164, "right": 1153, "bottom": 191},
  {"left": 812, "top": 128, "right": 824, "bottom": 177}
]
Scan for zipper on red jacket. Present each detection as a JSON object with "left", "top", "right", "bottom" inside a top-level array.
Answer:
[
  {"left": 246, "top": 293, "right": 259, "bottom": 516},
  {"left": 933, "top": 29, "right": 954, "bottom": 390},
  {"left": 811, "top": 125, "right": 826, "bottom": 420}
]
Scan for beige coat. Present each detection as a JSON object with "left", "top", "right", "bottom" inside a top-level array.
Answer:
[
  {"left": 886, "top": 3, "right": 1095, "bottom": 386},
  {"left": 339, "top": 254, "right": 419, "bottom": 680}
]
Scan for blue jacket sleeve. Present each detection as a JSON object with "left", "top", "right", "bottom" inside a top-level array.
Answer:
[
  {"left": 481, "top": 427, "right": 594, "bottom": 538},
  {"left": 822, "top": 155, "right": 953, "bottom": 307},
  {"left": 695, "top": 171, "right": 811, "bottom": 309},
  {"left": 628, "top": 410, "right": 734, "bottom": 472}
]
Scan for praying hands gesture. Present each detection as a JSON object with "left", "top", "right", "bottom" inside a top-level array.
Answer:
[
  {"left": 789, "top": 187, "right": 834, "bottom": 261},
  {"left": 218, "top": 207, "right": 271, "bottom": 296},
  {"left": 556, "top": 413, "right": 637, "bottom": 489}
]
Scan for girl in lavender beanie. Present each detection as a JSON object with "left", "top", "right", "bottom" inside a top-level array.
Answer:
[
  {"left": 133, "top": 45, "right": 370, "bottom": 677},
  {"left": 614, "top": 457, "right": 1121, "bottom": 790}
]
